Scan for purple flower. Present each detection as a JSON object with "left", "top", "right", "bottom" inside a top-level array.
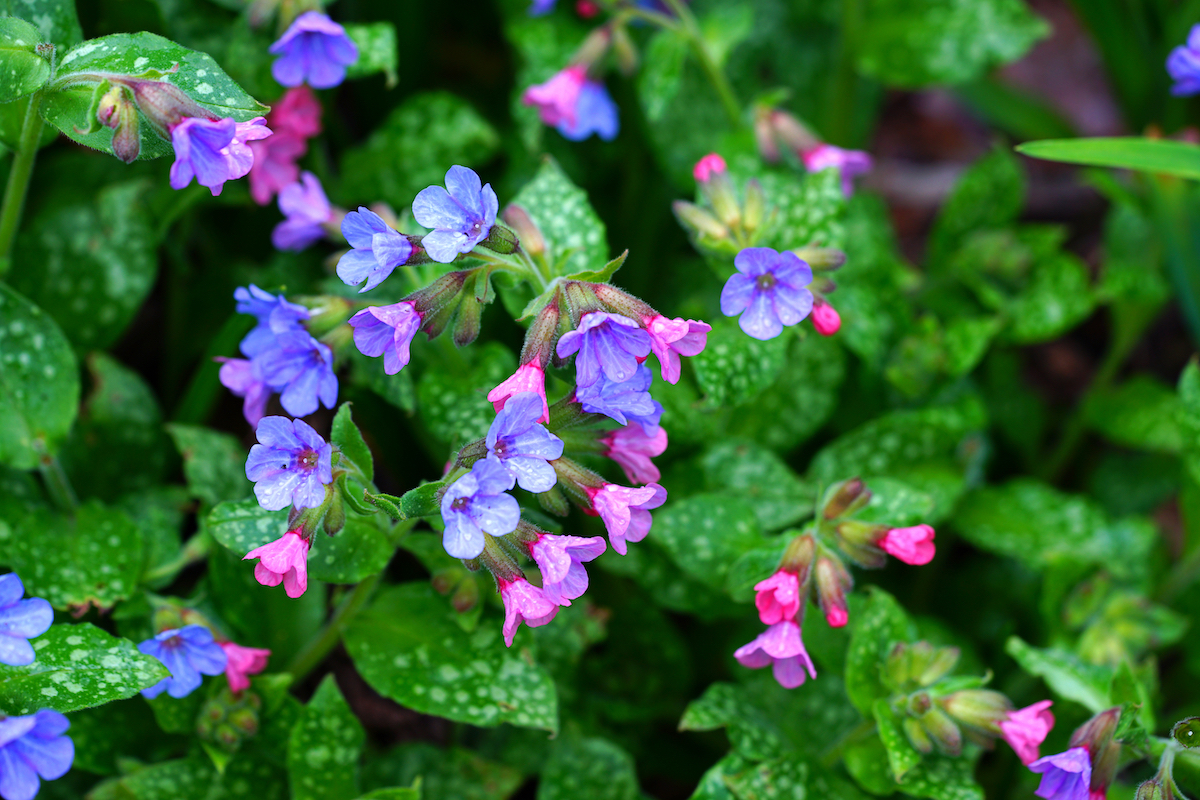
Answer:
[
  {"left": 499, "top": 577, "right": 558, "bottom": 647},
  {"left": 720, "top": 248, "right": 814, "bottom": 341},
  {"left": 255, "top": 330, "right": 339, "bottom": 418},
  {"left": 0, "top": 574, "right": 52, "bottom": 667},
  {"left": 576, "top": 364, "right": 662, "bottom": 435},
  {"left": 411, "top": 166, "right": 499, "bottom": 263},
  {"left": 734, "top": 620, "right": 817, "bottom": 689},
  {"left": 485, "top": 392, "right": 564, "bottom": 493},
  {"left": 527, "top": 533, "right": 606, "bottom": 606},
  {"left": 1169, "top": 25, "right": 1200, "bottom": 96},
  {"left": 233, "top": 284, "right": 310, "bottom": 358},
  {"left": 528, "top": 0, "right": 557, "bottom": 14},
  {"left": 585, "top": 482, "right": 667, "bottom": 555},
  {"left": 558, "top": 80, "right": 619, "bottom": 142},
  {"left": 801, "top": 144, "right": 872, "bottom": 197},
  {"left": 556, "top": 312, "right": 652, "bottom": 388},
  {"left": 440, "top": 459, "right": 520, "bottom": 559},
  {"left": 348, "top": 301, "right": 422, "bottom": 375},
  {"left": 272, "top": 172, "right": 332, "bottom": 251},
  {"left": 1029, "top": 747, "right": 1092, "bottom": 800},
  {"left": 217, "top": 358, "right": 270, "bottom": 425},
  {"left": 0, "top": 710, "right": 73, "bottom": 800},
  {"left": 336, "top": 207, "right": 413, "bottom": 292},
  {"left": 169, "top": 117, "right": 271, "bottom": 196},
  {"left": 245, "top": 416, "right": 333, "bottom": 511},
  {"left": 522, "top": 67, "right": 587, "bottom": 128},
  {"left": 138, "top": 625, "right": 228, "bottom": 699},
  {"left": 269, "top": 11, "right": 359, "bottom": 90}
]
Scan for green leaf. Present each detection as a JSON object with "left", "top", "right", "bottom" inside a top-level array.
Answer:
[
  {"left": 691, "top": 318, "right": 789, "bottom": 408},
  {"left": 0, "top": 0, "right": 81, "bottom": 49},
  {"left": 345, "top": 583, "right": 557, "bottom": 731},
  {"left": 928, "top": 148, "right": 1024, "bottom": 266},
  {"left": 843, "top": 736, "right": 896, "bottom": 796},
  {"left": 1085, "top": 376, "right": 1183, "bottom": 453},
  {"left": 510, "top": 156, "right": 608, "bottom": 277},
  {"left": 332, "top": 402, "right": 375, "bottom": 482},
  {"left": 853, "top": 479, "right": 936, "bottom": 528},
  {"left": 896, "top": 751, "right": 984, "bottom": 800},
  {"left": 118, "top": 487, "right": 185, "bottom": 589},
  {"left": 68, "top": 698, "right": 183, "bottom": 775},
  {"left": 637, "top": 30, "right": 688, "bottom": 122},
  {"left": 758, "top": 168, "right": 848, "bottom": 252},
  {"left": 537, "top": 735, "right": 638, "bottom": 800},
  {"left": 101, "top": 757, "right": 217, "bottom": 800},
  {"left": 363, "top": 743, "right": 522, "bottom": 800},
  {"left": 10, "top": 180, "right": 157, "bottom": 349},
  {"left": 3, "top": 500, "right": 143, "bottom": 610},
  {"left": 857, "top": 0, "right": 1048, "bottom": 88},
  {"left": 1004, "top": 636, "right": 1111, "bottom": 712},
  {"left": 0, "top": 17, "right": 48, "bottom": 103},
  {"left": 0, "top": 622, "right": 167, "bottom": 714},
  {"left": 417, "top": 342, "right": 514, "bottom": 450},
  {"left": 688, "top": 753, "right": 749, "bottom": 800},
  {"left": 724, "top": 756, "right": 809, "bottom": 799},
  {"left": 343, "top": 22, "right": 398, "bottom": 87},
  {"left": 845, "top": 588, "right": 917, "bottom": 715},
  {"left": 563, "top": 249, "right": 626, "bottom": 284},
  {"left": 0, "top": 283, "right": 79, "bottom": 469},
  {"left": 874, "top": 699, "right": 922, "bottom": 780},
  {"left": 356, "top": 789, "right": 420, "bottom": 800},
  {"left": 652, "top": 494, "right": 765, "bottom": 591},
  {"left": 1004, "top": 253, "right": 1094, "bottom": 344},
  {"left": 167, "top": 423, "right": 252, "bottom": 507},
  {"left": 288, "top": 675, "right": 365, "bottom": 800},
  {"left": 43, "top": 32, "right": 267, "bottom": 161},
  {"left": 701, "top": 440, "right": 815, "bottom": 530},
  {"left": 677, "top": 682, "right": 788, "bottom": 760},
  {"left": 1017, "top": 137, "right": 1200, "bottom": 180}
]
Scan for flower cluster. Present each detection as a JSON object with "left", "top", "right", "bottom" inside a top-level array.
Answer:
[
  {"left": 249, "top": 85, "right": 324, "bottom": 206},
  {"left": 136, "top": 609, "right": 272, "bottom": 701}
]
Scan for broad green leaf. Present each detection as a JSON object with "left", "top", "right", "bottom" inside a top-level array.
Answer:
[
  {"left": 1005, "top": 636, "right": 1111, "bottom": 712},
  {"left": 758, "top": 168, "right": 848, "bottom": 252},
  {"left": 853, "top": 478, "right": 936, "bottom": 528},
  {"left": 3, "top": 500, "right": 143, "bottom": 610},
  {"left": 691, "top": 318, "right": 788, "bottom": 408},
  {"left": 843, "top": 736, "right": 896, "bottom": 796},
  {"left": 0, "top": 283, "right": 79, "bottom": 469},
  {"left": 701, "top": 439, "right": 815, "bottom": 530},
  {"left": 0, "top": 623, "right": 168, "bottom": 714},
  {"left": 344, "top": 583, "right": 558, "bottom": 731},
  {"left": 845, "top": 588, "right": 917, "bottom": 715},
  {"left": 332, "top": 402, "right": 375, "bottom": 482},
  {"left": 288, "top": 675, "right": 365, "bottom": 800},
  {"left": 874, "top": 699, "right": 922, "bottom": 780},
  {"left": 1017, "top": 137, "right": 1200, "bottom": 180},
  {"left": 68, "top": 698, "right": 183, "bottom": 775},
  {"left": 0, "top": 0, "right": 81, "bottom": 49},
  {"left": 510, "top": 156, "right": 608, "bottom": 277},
  {"left": 417, "top": 342, "right": 514, "bottom": 450},
  {"left": 167, "top": 423, "right": 252, "bottom": 507},
  {"left": 637, "top": 30, "right": 688, "bottom": 123},
  {"left": 10, "top": 181, "right": 157, "bottom": 349},
  {"left": 101, "top": 757, "right": 216, "bottom": 800},
  {"left": 688, "top": 753, "right": 749, "bottom": 800},
  {"left": 650, "top": 494, "right": 765, "bottom": 591},
  {"left": 678, "top": 682, "right": 788, "bottom": 761},
  {"left": 724, "top": 756, "right": 809, "bottom": 799},
  {"left": 857, "top": 0, "right": 1048, "bottom": 88},
  {"left": 699, "top": 4, "right": 754, "bottom": 68},
  {"left": 726, "top": 543, "right": 788, "bottom": 603},
  {"left": 897, "top": 751, "right": 984, "bottom": 800},
  {"left": 537, "top": 735, "right": 638, "bottom": 800},
  {"left": 356, "top": 790, "right": 419, "bottom": 800},
  {"left": 1005, "top": 253, "right": 1094, "bottom": 344},
  {"left": 1085, "top": 376, "right": 1183, "bottom": 453},
  {"left": 350, "top": 348, "right": 415, "bottom": 413},
  {"left": 343, "top": 22, "right": 398, "bottom": 86},
  {"left": 0, "top": 18, "right": 48, "bottom": 103},
  {"left": 117, "top": 487, "right": 186, "bottom": 589},
  {"left": 600, "top": 537, "right": 742, "bottom": 620},
  {"left": 928, "top": 148, "right": 1024, "bottom": 266},
  {"left": 362, "top": 743, "right": 522, "bottom": 800}
]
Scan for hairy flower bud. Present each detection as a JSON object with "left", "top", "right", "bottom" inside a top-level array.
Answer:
[
  {"left": 834, "top": 520, "right": 887, "bottom": 569},
  {"left": 743, "top": 179, "right": 765, "bottom": 234},
  {"left": 941, "top": 690, "right": 1012, "bottom": 734},
  {"left": 95, "top": 84, "right": 142, "bottom": 163},
  {"left": 904, "top": 716, "right": 934, "bottom": 754},
  {"left": 920, "top": 705, "right": 964, "bottom": 756},
  {"left": 793, "top": 246, "right": 846, "bottom": 271},
  {"left": 823, "top": 478, "right": 871, "bottom": 519},
  {"left": 503, "top": 204, "right": 545, "bottom": 256},
  {"left": 479, "top": 223, "right": 519, "bottom": 255},
  {"left": 672, "top": 200, "right": 729, "bottom": 240},
  {"left": 814, "top": 553, "right": 852, "bottom": 627},
  {"left": 917, "top": 645, "right": 960, "bottom": 686},
  {"left": 612, "top": 25, "right": 638, "bottom": 75}
]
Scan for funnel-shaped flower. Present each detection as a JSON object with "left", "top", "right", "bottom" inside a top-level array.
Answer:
[
  {"left": 0, "top": 710, "right": 73, "bottom": 800},
  {"left": 557, "top": 312, "right": 652, "bottom": 388},
  {"left": 880, "top": 525, "right": 936, "bottom": 566},
  {"left": 272, "top": 172, "right": 333, "bottom": 251},
  {"left": 269, "top": 11, "right": 359, "bottom": 89},
  {"left": 1001, "top": 701, "right": 1055, "bottom": 766},
  {"left": 139, "top": 625, "right": 228, "bottom": 699},
  {"left": 0, "top": 574, "right": 52, "bottom": 667},
  {"left": 1029, "top": 747, "right": 1091, "bottom": 800},
  {"left": 219, "top": 642, "right": 271, "bottom": 694},
  {"left": 754, "top": 569, "right": 801, "bottom": 626},
  {"left": 801, "top": 144, "right": 872, "bottom": 196},
  {"left": 245, "top": 416, "right": 332, "bottom": 511},
  {"left": 412, "top": 166, "right": 499, "bottom": 263},
  {"left": 169, "top": 117, "right": 271, "bottom": 196},
  {"left": 1168, "top": 26, "right": 1200, "bottom": 96},
  {"left": 576, "top": 365, "right": 662, "bottom": 435},
  {"left": 645, "top": 315, "right": 710, "bottom": 384},
  {"left": 440, "top": 459, "right": 520, "bottom": 559},
  {"left": 734, "top": 620, "right": 816, "bottom": 689},
  {"left": 337, "top": 207, "right": 413, "bottom": 292},
  {"left": 720, "top": 248, "right": 814, "bottom": 341},
  {"left": 528, "top": 534, "right": 606, "bottom": 606},
  {"left": 499, "top": 577, "right": 558, "bottom": 647},
  {"left": 244, "top": 529, "right": 310, "bottom": 598},
  {"left": 600, "top": 425, "right": 667, "bottom": 485},
  {"left": 586, "top": 482, "right": 667, "bottom": 555},
  {"left": 486, "top": 392, "right": 564, "bottom": 492},
  {"left": 488, "top": 363, "right": 549, "bottom": 423},
  {"left": 349, "top": 301, "right": 422, "bottom": 375}
]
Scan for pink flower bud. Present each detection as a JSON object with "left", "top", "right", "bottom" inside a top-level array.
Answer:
[
  {"left": 243, "top": 528, "right": 309, "bottom": 598},
  {"left": 879, "top": 525, "right": 936, "bottom": 565},
  {"left": 811, "top": 301, "right": 841, "bottom": 336},
  {"left": 693, "top": 152, "right": 726, "bottom": 183},
  {"left": 487, "top": 363, "right": 549, "bottom": 423},
  {"left": 1000, "top": 700, "right": 1055, "bottom": 765},
  {"left": 753, "top": 569, "right": 801, "bottom": 625},
  {"left": 220, "top": 642, "right": 271, "bottom": 693}
]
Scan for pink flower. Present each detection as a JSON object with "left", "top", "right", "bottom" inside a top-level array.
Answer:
[
  {"left": 271, "top": 85, "right": 323, "bottom": 139},
  {"left": 243, "top": 529, "right": 309, "bottom": 598},
  {"left": 811, "top": 301, "right": 841, "bottom": 336},
  {"left": 754, "top": 569, "right": 801, "bottom": 625},
  {"left": 499, "top": 577, "right": 559, "bottom": 646},
  {"left": 586, "top": 483, "right": 667, "bottom": 555},
  {"left": 734, "top": 620, "right": 816, "bottom": 689},
  {"left": 879, "top": 525, "right": 936, "bottom": 565},
  {"left": 248, "top": 131, "right": 306, "bottom": 206},
  {"left": 801, "top": 144, "right": 872, "bottom": 197},
  {"left": 1000, "top": 700, "right": 1054, "bottom": 765},
  {"left": 693, "top": 152, "right": 727, "bottom": 182},
  {"left": 487, "top": 363, "right": 548, "bottom": 423},
  {"left": 645, "top": 315, "right": 711, "bottom": 384},
  {"left": 219, "top": 642, "right": 271, "bottom": 693},
  {"left": 522, "top": 66, "right": 587, "bottom": 128},
  {"left": 528, "top": 534, "right": 607, "bottom": 606},
  {"left": 600, "top": 425, "right": 668, "bottom": 484}
]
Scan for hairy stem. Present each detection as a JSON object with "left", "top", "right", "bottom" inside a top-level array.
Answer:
[{"left": 0, "top": 90, "right": 45, "bottom": 273}]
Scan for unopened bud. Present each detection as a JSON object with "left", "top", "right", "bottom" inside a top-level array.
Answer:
[
  {"left": 93, "top": 85, "right": 142, "bottom": 163},
  {"left": 770, "top": 110, "right": 819, "bottom": 153},
  {"left": 479, "top": 223, "right": 519, "bottom": 255},
  {"left": 431, "top": 568, "right": 461, "bottom": 595},
  {"left": 743, "top": 179, "right": 765, "bottom": 233},
  {"left": 302, "top": 295, "right": 354, "bottom": 338},
  {"left": 454, "top": 296, "right": 484, "bottom": 348},
  {"left": 521, "top": 293, "right": 561, "bottom": 365},
  {"left": 814, "top": 554, "right": 851, "bottom": 627},
  {"left": 920, "top": 706, "right": 964, "bottom": 756},
  {"left": 322, "top": 489, "right": 345, "bottom": 536},
  {"left": 810, "top": 276, "right": 837, "bottom": 294},
  {"left": 917, "top": 646, "right": 960, "bottom": 686},
  {"left": 886, "top": 643, "right": 913, "bottom": 689},
  {"left": 941, "top": 690, "right": 1011, "bottom": 734},
  {"left": 904, "top": 716, "right": 934, "bottom": 754},
  {"left": 703, "top": 171, "right": 741, "bottom": 229},
  {"left": 128, "top": 78, "right": 212, "bottom": 135},
  {"left": 592, "top": 281, "right": 653, "bottom": 321},
  {"left": 503, "top": 205, "right": 545, "bottom": 256},
  {"left": 823, "top": 478, "right": 870, "bottom": 518},
  {"left": 672, "top": 200, "right": 729, "bottom": 240},
  {"left": 780, "top": 533, "right": 816, "bottom": 584},
  {"left": 228, "top": 707, "right": 258, "bottom": 736},
  {"left": 538, "top": 485, "right": 571, "bottom": 517},
  {"left": 793, "top": 246, "right": 846, "bottom": 271},
  {"left": 835, "top": 521, "right": 886, "bottom": 569},
  {"left": 563, "top": 281, "right": 604, "bottom": 325},
  {"left": 754, "top": 107, "right": 781, "bottom": 163},
  {"left": 1135, "top": 778, "right": 1173, "bottom": 800},
  {"left": 811, "top": 301, "right": 841, "bottom": 337},
  {"left": 612, "top": 25, "right": 638, "bottom": 75},
  {"left": 574, "top": 27, "right": 612, "bottom": 70},
  {"left": 451, "top": 575, "right": 479, "bottom": 613}
]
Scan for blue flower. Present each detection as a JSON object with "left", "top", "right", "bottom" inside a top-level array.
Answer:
[
  {"left": 558, "top": 80, "right": 619, "bottom": 142},
  {"left": 336, "top": 207, "right": 413, "bottom": 292},
  {"left": 528, "top": 0, "right": 556, "bottom": 14},
  {"left": 1029, "top": 747, "right": 1091, "bottom": 800},
  {"left": 255, "top": 330, "right": 339, "bottom": 418},
  {"left": 138, "top": 625, "right": 228, "bottom": 700},
  {"left": 0, "top": 710, "right": 73, "bottom": 800},
  {"left": 486, "top": 391, "right": 564, "bottom": 492},
  {"left": 412, "top": 166, "right": 499, "bottom": 263},
  {"left": 720, "top": 247, "right": 814, "bottom": 340},
  {"left": 233, "top": 284, "right": 310, "bottom": 359},
  {"left": 269, "top": 11, "right": 359, "bottom": 90},
  {"left": 1169, "top": 25, "right": 1200, "bottom": 96},
  {"left": 0, "top": 574, "right": 52, "bottom": 667},
  {"left": 348, "top": 301, "right": 422, "bottom": 375},
  {"left": 556, "top": 311, "right": 652, "bottom": 388},
  {"left": 576, "top": 364, "right": 663, "bottom": 435},
  {"left": 272, "top": 172, "right": 332, "bottom": 252},
  {"left": 245, "top": 416, "right": 333, "bottom": 511},
  {"left": 440, "top": 459, "right": 520, "bottom": 559},
  {"left": 169, "top": 117, "right": 271, "bottom": 197}
]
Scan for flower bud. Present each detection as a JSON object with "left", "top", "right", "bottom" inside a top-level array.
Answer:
[
  {"left": 128, "top": 78, "right": 213, "bottom": 136},
  {"left": 574, "top": 27, "right": 612, "bottom": 70},
  {"left": 886, "top": 642, "right": 914, "bottom": 688},
  {"left": 322, "top": 488, "right": 346, "bottom": 535},
  {"left": 743, "top": 179, "right": 765, "bottom": 234},
  {"left": 503, "top": 204, "right": 545, "bottom": 257},
  {"left": 811, "top": 301, "right": 841, "bottom": 337},
  {"left": 537, "top": 485, "right": 571, "bottom": 517},
  {"left": 920, "top": 706, "right": 964, "bottom": 756},
  {"left": 479, "top": 223, "right": 519, "bottom": 255},
  {"left": 823, "top": 478, "right": 871, "bottom": 519},
  {"left": 779, "top": 533, "right": 816, "bottom": 582},
  {"left": 917, "top": 645, "right": 960, "bottom": 686},
  {"left": 228, "top": 707, "right": 259, "bottom": 736},
  {"left": 591, "top": 281, "right": 654, "bottom": 322},
  {"left": 451, "top": 574, "right": 480, "bottom": 613},
  {"left": 453, "top": 295, "right": 484, "bottom": 348},
  {"left": 941, "top": 690, "right": 1012, "bottom": 734},
  {"left": 563, "top": 281, "right": 604, "bottom": 326},
  {"left": 904, "top": 716, "right": 934, "bottom": 754},
  {"left": 793, "top": 246, "right": 846, "bottom": 271},
  {"left": 702, "top": 170, "right": 741, "bottom": 229},
  {"left": 1135, "top": 778, "right": 1173, "bottom": 800},
  {"left": 1070, "top": 707, "right": 1122, "bottom": 798},
  {"left": 95, "top": 85, "right": 142, "bottom": 163},
  {"left": 834, "top": 520, "right": 887, "bottom": 569},
  {"left": 431, "top": 568, "right": 461, "bottom": 595},
  {"left": 814, "top": 553, "right": 851, "bottom": 627},
  {"left": 672, "top": 200, "right": 729, "bottom": 240},
  {"left": 769, "top": 109, "right": 819, "bottom": 154},
  {"left": 754, "top": 106, "right": 781, "bottom": 163},
  {"left": 612, "top": 25, "right": 638, "bottom": 75}
]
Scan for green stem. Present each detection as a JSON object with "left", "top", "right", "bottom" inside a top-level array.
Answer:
[
  {"left": 0, "top": 90, "right": 45, "bottom": 275},
  {"left": 37, "top": 455, "right": 77, "bottom": 513},
  {"left": 827, "top": 0, "right": 862, "bottom": 144},
  {"left": 660, "top": 0, "right": 743, "bottom": 128},
  {"left": 286, "top": 570, "right": 381, "bottom": 681},
  {"left": 143, "top": 530, "right": 211, "bottom": 584}
]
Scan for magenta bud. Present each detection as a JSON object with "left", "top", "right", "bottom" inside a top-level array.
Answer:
[
  {"left": 503, "top": 204, "right": 545, "bottom": 256},
  {"left": 814, "top": 554, "right": 851, "bottom": 628}
]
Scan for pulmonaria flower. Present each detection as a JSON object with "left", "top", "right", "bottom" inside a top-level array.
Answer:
[
  {"left": 879, "top": 525, "right": 936, "bottom": 566},
  {"left": 0, "top": 573, "right": 52, "bottom": 667},
  {"left": 336, "top": 207, "right": 413, "bottom": 292},
  {"left": 487, "top": 363, "right": 549, "bottom": 424},
  {"left": 245, "top": 416, "right": 332, "bottom": 511},
  {"left": 576, "top": 365, "right": 663, "bottom": 435},
  {"left": 1168, "top": 26, "right": 1200, "bottom": 96},
  {"left": 558, "top": 81, "right": 619, "bottom": 141},
  {"left": 645, "top": 315, "right": 711, "bottom": 384},
  {"left": 169, "top": 116, "right": 271, "bottom": 196},
  {"left": 810, "top": 301, "right": 841, "bottom": 336},
  {"left": 527, "top": 534, "right": 606, "bottom": 606},
  {"left": 1029, "top": 747, "right": 1091, "bottom": 800},
  {"left": 557, "top": 312, "right": 652, "bottom": 388},
  {"left": 600, "top": 425, "right": 667, "bottom": 485},
  {"left": 585, "top": 482, "right": 667, "bottom": 555},
  {"left": 693, "top": 153, "right": 726, "bottom": 182},
  {"left": 720, "top": 247, "right": 814, "bottom": 341},
  {"left": 348, "top": 301, "right": 421, "bottom": 375},
  {"left": 248, "top": 131, "right": 306, "bottom": 206},
  {"left": 498, "top": 577, "right": 559, "bottom": 647},
  {"left": 219, "top": 642, "right": 271, "bottom": 694},
  {"left": 754, "top": 569, "right": 801, "bottom": 625},
  {"left": 233, "top": 284, "right": 310, "bottom": 358},
  {"left": 485, "top": 392, "right": 564, "bottom": 493},
  {"left": 138, "top": 625, "right": 228, "bottom": 699},
  {"left": 272, "top": 172, "right": 333, "bottom": 251},
  {"left": 244, "top": 529, "right": 310, "bottom": 598},
  {"left": 255, "top": 330, "right": 339, "bottom": 418},
  {"left": 522, "top": 66, "right": 587, "bottom": 128},
  {"left": 734, "top": 620, "right": 816, "bottom": 689},
  {"left": 801, "top": 144, "right": 872, "bottom": 196},
  {"left": 1000, "top": 701, "right": 1055, "bottom": 766},
  {"left": 216, "top": 358, "right": 270, "bottom": 426},
  {"left": 270, "top": 85, "right": 323, "bottom": 138},
  {"left": 440, "top": 459, "right": 520, "bottom": 559},
  {"left": 528, "top": 0, "right": 557, "bottom": 14},
  {"left": 412, "top": 166, "right": 499, "bottom": 263},
  {"left": 0, "top": 710, "right": 73, "bottom": 800},
  {"left": 269, "top": 11, "right": 359, "bottom": 90}
]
